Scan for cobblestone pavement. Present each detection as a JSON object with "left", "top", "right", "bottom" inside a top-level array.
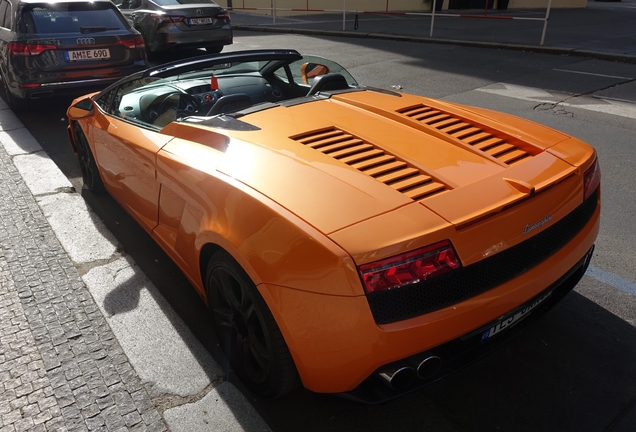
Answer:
[{"left": 0, "top": 139, "right": 166, "bottom": 431}]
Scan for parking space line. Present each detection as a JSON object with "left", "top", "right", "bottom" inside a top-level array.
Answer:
[
  {"left": 586, "top": 265, "right": 636, "bottom": 297},
  {"left": 553, "top": 69, "right": 634, "bottom": 80}
]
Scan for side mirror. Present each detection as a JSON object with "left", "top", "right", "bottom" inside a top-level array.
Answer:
[
  {"left": 300, "top": 62, "right": 330, "bottom": 84},
  {"left": 67, "top": 98, "right": 94, "bottom": 120}
]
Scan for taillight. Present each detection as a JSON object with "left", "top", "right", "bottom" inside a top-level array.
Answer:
[
  {"left": 116, "top": 36, "right": 145, "bottom": 49},
  {"left": 215, "top": 11, "right": 230, "bottom": 20},
  {"left": 9, "top": 42, "right": 57, "bottom": 56},
  {"left": 583, "top": 155, "right": 600, "bottom": 200},
  {"left": 358, "top": 240, "right": 461, "bottom": 294},
  {"left": 151, "top": 13, "right": 185, "bottom": 23}
]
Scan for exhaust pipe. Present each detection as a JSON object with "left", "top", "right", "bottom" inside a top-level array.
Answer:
[
  {"left": 30, "top": 91, "right": 54, "bottom": 99},
  {"left": 415, "top": 355, "right": 442, "bottom": 379},
  {"left": 375, "top": 362, "right": 416, "bottom": 390}
]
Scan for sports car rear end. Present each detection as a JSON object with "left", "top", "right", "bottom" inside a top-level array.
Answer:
[{"left": 212, "top": 90, "right": 600, "bottom": 401}]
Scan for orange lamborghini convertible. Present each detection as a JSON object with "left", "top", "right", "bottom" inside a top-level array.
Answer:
[{"left": 67, "top": 50, "right": 600, "bottom": 402}]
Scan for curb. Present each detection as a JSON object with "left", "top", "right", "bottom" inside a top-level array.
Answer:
[
  {"left": 233, "top": 24, "right": 636, "bottom": 64},
  {"left": 0, "top": 101, "right": 271, "bottom": 431}
]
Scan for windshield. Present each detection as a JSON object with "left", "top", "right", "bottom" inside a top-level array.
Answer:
[{"left": 21, "top": 3, "right": 127, "bottom": 34}]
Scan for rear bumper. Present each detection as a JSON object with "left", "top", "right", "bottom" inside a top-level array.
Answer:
[
  {"left": 258, "top": 188, "right": 600, "bottom": 395},
  {"left": 150, "top": 27, "right": 232, "bottom": 52},
  {"left": 7, "top": 62, "right": 146, "bottom": 100},
  {"left": 342, "top": 244, "right": 595, "bottom": 403}
]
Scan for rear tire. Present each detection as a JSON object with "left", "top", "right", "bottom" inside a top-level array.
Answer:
[
  {"left": 139, "top": 30, "right": 156, "bottom": 61},
  {"left": 205, "top": 46, "right": 223, "bottom": 54},
  {"left": 1, "top": 73, "right": 29, "bottom": 112},
  {"left": 73, "top": 122, "right": 106, "bottom": 194},
  {"left": 205, "top": 250, "right": 299, "bottom": 397}
]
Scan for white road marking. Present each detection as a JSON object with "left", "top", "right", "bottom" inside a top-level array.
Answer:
[
  {"left": 586, "top": 265, "right": 636, "bottom": 298},
  {"left": 553, "top": 69, "right": 634, "bottom": 80},
  {"left": 476, "top": 83, "right": 636, "bottom": 120}
]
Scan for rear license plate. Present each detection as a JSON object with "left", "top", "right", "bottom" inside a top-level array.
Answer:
[
  {"left": 480, "top": 291, "right": 552, "bottom": 342},
  {"left": 188, "top": 17, "right": 213, "bottom": 25},
  {"left": 65, "top": 49, "right": 110, "bottom": 62}
]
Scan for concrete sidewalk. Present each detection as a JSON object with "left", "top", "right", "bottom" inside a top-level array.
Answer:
[
  {"left": 231, "top": 0, "right": 636, "bottom": 63},
  {"left": 0, "top": 101, "right": 270, "bottom": 430}
]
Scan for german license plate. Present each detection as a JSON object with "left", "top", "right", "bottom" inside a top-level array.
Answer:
[
  {"left": 65, "top": 49, "right": 110, "bottom": 62},
  {"left": 480, "top": 291, "right": 552, "bottom": 342},
  {"left": 188, "top": 17, "right": 213, "bottom": 25}
]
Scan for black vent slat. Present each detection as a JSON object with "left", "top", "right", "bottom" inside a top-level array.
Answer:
[
  {"left": 403, "top": 182, "right": 446, "bottom": 200},
  {"left": 296, "top": 129, "right": 343, "bottom": 144},
  {"left": 440, "top": 123, "right": 471, "bottom": 134},
  {"left": 290, "top": 127, "right": 448, "bottom": 201},
  {"left": 376, "top": 168, "right": 420, "bottom": 184},
  {"left": 434, "top": 118, "right": 462, "bottom": 129},
  {"left": 398, "top": 104, "right": 532, "bottom": 166},
  {"left": 423, "top": 114, "right": 451, "bottom": 125},
  {"left": 352, "top": 155, "right": 395, "bottom": 170},
  {"left": 317, "top": 139, "right": 363, "bottom": 153},
  {"left": 340, "top": 149, "right": 385, "bottom": 165},
  {"left": 365, "top": 161, "right": 409, "bottom": 177},
  {"left": 367, "top": 189, "right": 599, "bottom": 324},
  {"left": 474, "top": 137, "right": 504, "bottom": 150},
  {"left": 486, "top": 143, "right": 515, "bottom": 157},
  {"left": 390, "top": 175, "right": 432, "bottom": 191}
]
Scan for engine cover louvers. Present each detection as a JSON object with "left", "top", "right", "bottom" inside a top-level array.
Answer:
[
  {"left": 290, "top": 127, "right": 447, "bottom": 201},
  {"left": 397, "top": 104, "right": 532, "bottom": 166}
]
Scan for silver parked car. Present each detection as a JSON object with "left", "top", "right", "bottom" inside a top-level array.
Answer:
[{"left": 115, "top": 0, "right": 232, "bottom": 58}]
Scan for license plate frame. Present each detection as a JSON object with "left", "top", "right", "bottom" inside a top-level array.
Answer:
[
  {"left": 479, "top": 291, "right": 553, "bottom": 342},
  {"left": 65, "top": 48, "right": 111, "bottom": 62},
  {"left": 188, "top": 17, "right": 213, "bottom": 25}
]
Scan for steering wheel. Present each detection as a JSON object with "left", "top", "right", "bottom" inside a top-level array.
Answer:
[
  {"left": 157, "top": 92, "right": 201, "bottom": 120},
  {"left": 176, "top": 93, "right": 201, "bottom": 118}
]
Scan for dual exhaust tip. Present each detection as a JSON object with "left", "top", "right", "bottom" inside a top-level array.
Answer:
[{"left": 376, "top": 355, "right": 442, "bottom": 391}]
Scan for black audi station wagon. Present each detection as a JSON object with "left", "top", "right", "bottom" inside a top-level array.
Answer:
[{"left": 0, "top": 0, "right": 147, "bottom": 111}]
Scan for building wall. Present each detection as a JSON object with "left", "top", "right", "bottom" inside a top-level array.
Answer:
[{"left": 216, "top": 0, "right": 586, "bottom": 13}]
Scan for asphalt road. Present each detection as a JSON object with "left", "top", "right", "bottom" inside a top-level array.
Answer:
[{"left": 15, "top": 32, "right": 636, "bottom": 432}]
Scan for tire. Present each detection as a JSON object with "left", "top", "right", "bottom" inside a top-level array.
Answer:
[
  {"left": 139, "top": 30, "right": 156, "bottom": 61},
  {"left": 1, "top": 73, "right": 29, "bottom": 112},
  {"left": 205, "top": 45, "right": 223, "bottom": 54},
  {"left": 205, "top": 251, "right": 299, "bottom": 397},
  {"left": 73, "top": 122, "right": 106, "bottom": 194}
]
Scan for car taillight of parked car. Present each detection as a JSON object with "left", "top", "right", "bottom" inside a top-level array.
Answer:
[
  {"left": 9, "top": 42, "right": 57, "bottom": 56},
  {"left": 116, "top": 36, "right": 145, "bottom": 49},
  {"left": 214, "top": 11, "right": 230, "bottom": 20},
  {"left": 358, "top": 240, "right": 461, "bottom": 294},
  {"left": 583, "top": 155, "right": 600, "bottom": 200},
  {"left": 151, "top": 13, "right": 185, "bottom": 24}
]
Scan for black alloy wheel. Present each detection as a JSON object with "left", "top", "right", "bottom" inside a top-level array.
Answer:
[
  {"left": 205, "top": 251, "right": 299, "bottom": 397},
  {"left": 74, "top": 122, "right": 106, "bottom": 194},
  {"left": 1, "top": 72, "right": 29, "bottom": 112},
  {"left": 205, "top": 46, "right": 223, "bottom": 54},
  {"left": 139, "top": 30, "right": 156, "bottom": 61}
]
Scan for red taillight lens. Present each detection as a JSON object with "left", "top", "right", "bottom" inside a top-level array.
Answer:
[
  {"left": 9, "top": 42, "right": 57, "bottom": 56},
  {"left": 151, "top": 13, "right": 185, "bottom": 23},
  {"left": 215, "top": 11, "right": 230, "bottom": 20},
  {"left": 583, "top": 156, "right": 600, "bottom": 200},
  {"left": 116, "top": 36, "right": 145, "bottom": 49},
  {"left": 358, "top": 240, "right": 461, "bottom": 294}
]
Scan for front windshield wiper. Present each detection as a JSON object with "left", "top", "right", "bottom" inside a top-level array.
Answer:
[{"left": 80, "top": 26, "right": 119, "bottom": 33}]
